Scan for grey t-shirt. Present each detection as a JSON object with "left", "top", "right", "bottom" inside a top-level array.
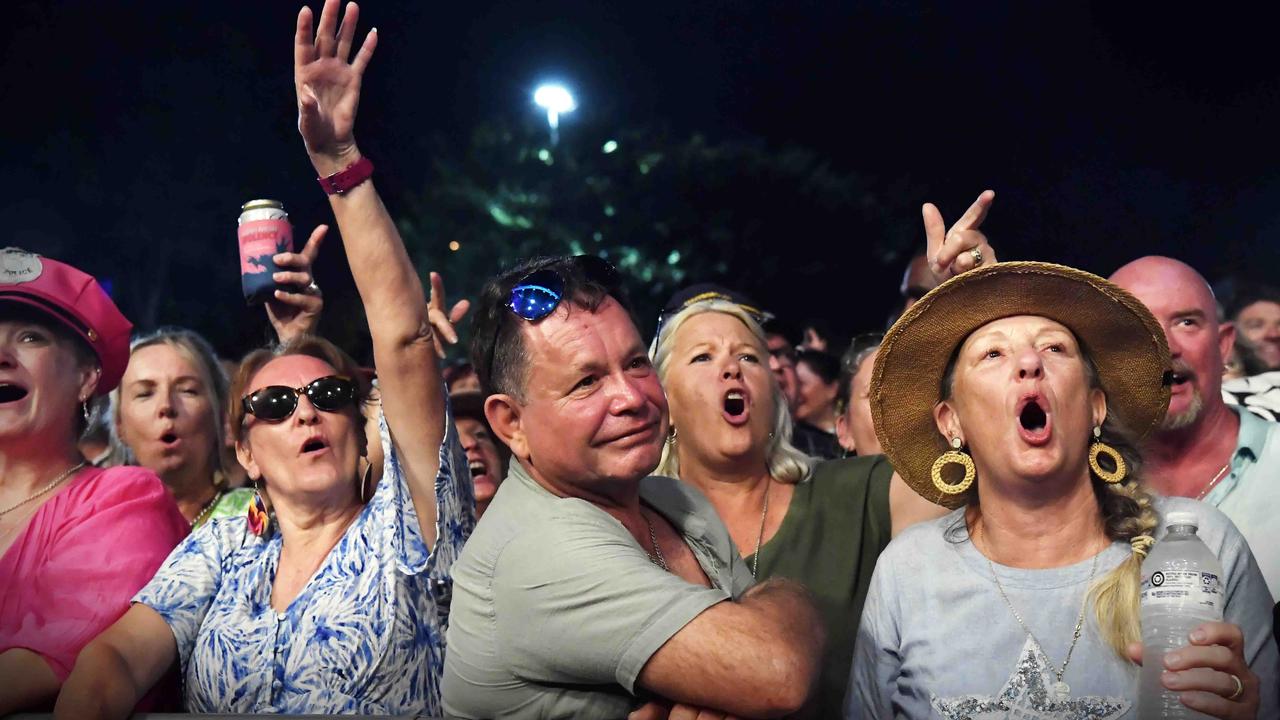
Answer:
[
  {"left": 442, "top": 460, "right": 755, "bottom": 719},
  {"left": 847, "top": 496, "right": 1278, "bottom": 719}
]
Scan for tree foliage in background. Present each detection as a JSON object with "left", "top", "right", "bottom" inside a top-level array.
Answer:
[{"left": 397, "top": 116, "right": 921, "bottom": 351}]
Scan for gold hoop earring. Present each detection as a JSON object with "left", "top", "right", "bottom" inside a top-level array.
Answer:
[
  {"left": 931, "top": 437, "right": 975, "bottom": 495},
  {"left": 1088, "top": 426, "right": 1127, "bottom": 484}
]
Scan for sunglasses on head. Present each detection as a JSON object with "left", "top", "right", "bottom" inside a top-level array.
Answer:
[
  {"left": 652, "top": 292, "right": 774, "bottom": 344},
  {"left": 241, "top": 375, "right": 358, "bottom": 422},
  {"left": 505, "top": 255, "right": 620, "bottom": 322},
  {"left": 483, "top": 255, "right": 621, "bottom": 389}
]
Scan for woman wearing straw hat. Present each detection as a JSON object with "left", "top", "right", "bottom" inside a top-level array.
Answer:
[{"left": 846, "top": 262, "right": 1277, "bottom": 719}]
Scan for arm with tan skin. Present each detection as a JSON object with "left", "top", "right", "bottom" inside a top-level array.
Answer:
[
  {"left": 293, "top": 0, "right": 467, "bottom": 546},
  {"left": 0, "top": 648, "right": 60, "bottom": 714},
  {"left": 889, "top": 471, "right": 949, "bottom": 536},
  {"left": 52, "top": 605, "right": 177, "bottom": 720},
  {"left": 635, "top": 578, "right": 825, "bottom": 718}
]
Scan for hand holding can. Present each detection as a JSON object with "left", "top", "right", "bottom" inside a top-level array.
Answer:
[{"left": 238, "top": 199, "right": 295, "bottom": 305}]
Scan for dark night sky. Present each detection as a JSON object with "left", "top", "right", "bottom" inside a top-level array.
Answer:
[{"left": 3, "top": 1, "right": 1278, "bottom": 356}]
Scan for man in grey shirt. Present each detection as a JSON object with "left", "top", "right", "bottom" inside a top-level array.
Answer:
[{"left": 443, "top": 256, "right": 823, "bottom": 719}]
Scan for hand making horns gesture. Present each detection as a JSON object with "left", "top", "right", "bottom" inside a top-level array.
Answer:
[{"left": 923, "top": 189, "right": 998, "bottom": 282}]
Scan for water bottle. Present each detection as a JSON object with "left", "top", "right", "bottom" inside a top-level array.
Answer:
[{"left": 1138, "top": 510, "right": 1224, "bottom": 719}]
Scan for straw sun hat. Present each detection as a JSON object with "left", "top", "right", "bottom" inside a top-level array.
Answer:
[{"left": 870, "top": 261, "right": 1172, "bottom": 508}]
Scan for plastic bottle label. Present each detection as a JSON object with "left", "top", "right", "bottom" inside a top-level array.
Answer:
[{"left": 1140, "top": 569, "right": 1223, "bottom": 614}]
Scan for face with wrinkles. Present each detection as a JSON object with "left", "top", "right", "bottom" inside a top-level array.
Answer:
[
  {"left": 663, "top": 311, "right": 776, "bottom": 469},
  {"left": 1111, "top": 258, "right": 1232, "bottom": 430},
  {"left": 117, "top": 343, "right": 219, "bottom": 483},
  {"left": 236, "top": 354, "right": 364, "bottom": 509},
  {"left": 489, "top": 298, "right": 668, "bottom": 497},
  {"left": 936, "top": 316, "right": 1105, "bottom": 488}
]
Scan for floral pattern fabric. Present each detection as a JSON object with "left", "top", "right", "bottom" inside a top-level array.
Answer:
[{"left": 134, "top": 403, "right": 475, "bottom": 715}]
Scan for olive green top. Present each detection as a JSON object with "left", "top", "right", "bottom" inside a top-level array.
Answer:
[{"left": 744, "top": 455, "right": 893, "bottom": 720}]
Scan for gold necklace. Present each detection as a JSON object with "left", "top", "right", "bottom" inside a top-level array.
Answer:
[
  {"left": 1195, "top": 460, "right": 1232, "bottom": 501},
  {"left": 0, "top": 462, "right": 87, "bottom": 517}
]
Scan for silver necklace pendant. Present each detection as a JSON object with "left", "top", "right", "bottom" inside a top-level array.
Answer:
[{"left": 1051, "top": 680, "right": 1070, "bottom": 700}]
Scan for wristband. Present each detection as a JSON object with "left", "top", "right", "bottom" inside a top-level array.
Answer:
[{"left": 317, "top": 156, "right": 374, "bottom": 195}]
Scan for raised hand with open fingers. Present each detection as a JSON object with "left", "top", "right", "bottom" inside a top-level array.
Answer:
[
  {"left": 266, "top": 223, "right": 328, "bottom": 344},
  {"left": 427, "top": 271, "right": 471, "bottom": 359},
  {"left": 922, "top": 189, "right": 998, "bottom": 283},
  {"left": 295, "top": 0, "right": 377, "bottom": 174}
]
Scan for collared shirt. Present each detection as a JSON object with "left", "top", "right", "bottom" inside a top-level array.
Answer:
[
  {"left": 443, "top": 461, "right": 754, "bottom": 719},
  {"left": 135, "top": 407, "right": 475, "bottom": 715},
  {"left": 1202, "top": 405, "right": 1280, "bottom": 601}
]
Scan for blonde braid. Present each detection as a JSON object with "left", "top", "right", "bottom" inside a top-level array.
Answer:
[{"left": 1087, "top": 426, "right": 1160, "bottom": 660}]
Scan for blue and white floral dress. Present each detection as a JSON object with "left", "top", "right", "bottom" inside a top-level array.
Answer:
[{"left": 134, "top": 404, "right": 475, "bottom": 715}]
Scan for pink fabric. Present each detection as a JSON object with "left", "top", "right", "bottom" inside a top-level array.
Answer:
[{"left": 0, "top": 465, "right": 188, "bottom": 683}]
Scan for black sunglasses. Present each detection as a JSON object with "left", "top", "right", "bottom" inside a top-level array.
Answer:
[{"left": 242, "top": 375, "right": 358, "bottom": 422}]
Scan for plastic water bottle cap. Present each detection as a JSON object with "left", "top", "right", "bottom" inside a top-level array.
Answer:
[{"left": 1166, "top": 510, "right": 1199, "bottom": 528}]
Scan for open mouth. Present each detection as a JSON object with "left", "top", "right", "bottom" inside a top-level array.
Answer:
[
  {"left": 160, "top": 432, "right": 179, "bottom": 445},
  {"left": 1016, "top": 395, "right": 1052, "bottom": 445},
  {"left": 723, "top": 389, "right": 749, "bottom": 425},
  {"left": 1019, "top": 402, "right": 1047, "bottom": 431},
  {"left": 301, "top": 438, "right": 329, "bottom": 454},
  {"left": 468, "top": 460, "right": 488, "bottom": 479},
  {"left": 0, "top": 383, "right": 29, "bottom": 403},
  {"left": 1168, "top": 371, "right": 1192, "bottom": 386}
]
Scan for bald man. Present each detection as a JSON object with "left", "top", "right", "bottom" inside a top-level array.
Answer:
[{"left": 1111, "top": 256, "right": 1280, "bottom": 601}]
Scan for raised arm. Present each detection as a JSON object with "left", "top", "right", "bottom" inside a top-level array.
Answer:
[
  {"left": 636, "top": 579, "right": 825, "bottom": 718},
  {"left": 53, "top": 605, "right": 177, "bottom": 720},
  {"left": 293, "top": 0, "right": 447, "bottom": 546}
]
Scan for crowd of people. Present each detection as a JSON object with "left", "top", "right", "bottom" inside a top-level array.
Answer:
[{"left": 1, "top": 1, "right": 1278, "bottom": 718}]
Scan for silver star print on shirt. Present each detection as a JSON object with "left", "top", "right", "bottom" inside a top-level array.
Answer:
[{"left": 931, "top": 637, "right": 1130, "bottom": 720}]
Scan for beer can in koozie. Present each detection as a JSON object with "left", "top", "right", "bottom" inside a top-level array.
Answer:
[{"left": 238, "top": 199, "right": 294, "bottom": 305}]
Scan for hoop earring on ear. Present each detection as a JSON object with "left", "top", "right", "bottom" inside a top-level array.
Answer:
[
  {"left": 247, "top": 478, "right": 272, "bottom": 538},
  {"left": 931, "top": 437, "right": 976, "bottom": 495},
  {"left": 1088, "top": 426, "right": 1127, "bottom": 484},
  {"left": 359, "top": 462, "right": 374, "bottom": 503},
  {"left": 666, "top": 427, "right": 678, "bottom": 446}
]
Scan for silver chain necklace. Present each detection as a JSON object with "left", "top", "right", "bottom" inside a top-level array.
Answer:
[
  {"left": 0, "top": 462, "right": 87, "bottom": 518},
  {"left": 643, "top": 513, "right": 669, "bottom": 571},
  {"left": 644, "top": 479, "right": 772, "bottom": 577},
  {"left": 984, "top": 543, "right": 1098, "bottom": 701},
  {"left": 750, "top": 480, "right": 771, "bottom": 579}
]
